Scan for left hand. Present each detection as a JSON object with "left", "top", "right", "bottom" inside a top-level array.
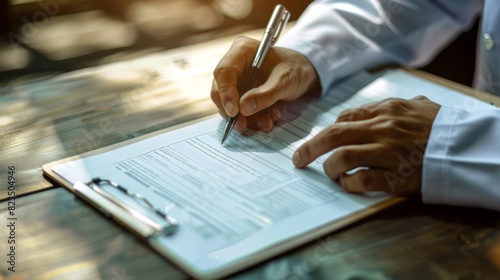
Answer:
[{"left": 292, "top": 96, "right": 441, "bottom": 196}]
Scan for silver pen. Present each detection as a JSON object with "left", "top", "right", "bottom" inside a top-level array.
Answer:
[{"left": 221, "top": 4, "right": 290, "bottom": 145}]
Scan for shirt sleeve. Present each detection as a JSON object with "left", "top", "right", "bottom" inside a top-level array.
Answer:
[
  {"left": 423, "top": 106, "right": 500, "bottom": 211},
  {"left": 276, "top": 0, "right": 481, "bottom": 94}
]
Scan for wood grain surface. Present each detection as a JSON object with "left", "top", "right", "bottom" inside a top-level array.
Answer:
[
  {"left": 0, "top": 29, "right": 266, "bottom": 199},
  {"left": 1, "top": 187, "right": 499, "bottom": 279}
]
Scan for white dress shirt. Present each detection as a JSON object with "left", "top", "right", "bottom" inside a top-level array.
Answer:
[{"left": 277, "top": 0, "right": 500, "bottom": 211}]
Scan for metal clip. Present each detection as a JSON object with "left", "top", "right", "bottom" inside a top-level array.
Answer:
[{"left": 74, "top": 177, "right": 178, "bottom": 239}]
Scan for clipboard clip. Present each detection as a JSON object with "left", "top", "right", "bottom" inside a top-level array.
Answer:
[{"left": 73, "top": 177, "right": 178, "bottom": 239}]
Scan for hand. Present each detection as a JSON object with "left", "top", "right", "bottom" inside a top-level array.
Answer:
[
  {"left": 211, "top": 36, "right": 320, "bottom": 132},
  {"left": 293, "top": 96, "right": 441, "bottom": 196}
]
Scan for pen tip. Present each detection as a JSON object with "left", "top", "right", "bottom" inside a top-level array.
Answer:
[
  {"left": 221, "top": 117, "right": 235, "bottom": 146},
  {"left": 220, "top": 134, "right": 227, "bottom": 145}
]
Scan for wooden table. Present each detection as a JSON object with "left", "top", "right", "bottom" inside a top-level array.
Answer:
[{"left": 1, "top": 29, "right": 500, "bottom": 280}]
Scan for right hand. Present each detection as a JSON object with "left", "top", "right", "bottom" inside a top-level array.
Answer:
[{"left": 211, "top": 36, "right": 321, "bottom": 132}]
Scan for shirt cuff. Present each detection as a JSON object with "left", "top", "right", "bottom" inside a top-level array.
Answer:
[
  {"left": 422, "top": 105, "right": 500, "bottom": 211},
  {"left": 422, "top": 106, "right": 457, "bottom": 205}
]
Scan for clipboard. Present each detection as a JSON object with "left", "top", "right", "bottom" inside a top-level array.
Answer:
[
  {"left": 43, "top": 69, "right": 496, "bottom": 279},
  {"left": 42, "top": 115, "right": 403, "bottom": 280}
]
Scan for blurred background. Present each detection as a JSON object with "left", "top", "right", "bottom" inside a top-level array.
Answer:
[
  {"left": 0, "top": 0, "right": 312, "bottom": 85},
  {"left": 0, "top": 0, "right": 478, "bottom": 86}
]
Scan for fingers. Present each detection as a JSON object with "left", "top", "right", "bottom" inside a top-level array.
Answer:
[
  {"left": 211, "top": 37, "right": 321, "bottom": 124},
  {"left": 320, "top": 144, "right": 401, "bottom": 194},
  {"left": 293, "top": 120, "right": 375, "bottom": 168},
  {"left": 212, "top": 37, "right": 259, "bottom": 117},
  {"left": 234, "top": 116, "right": 247, "bottom": 132},
  {"left": 339, "top": 168, "right": 421, "bottom": 196},
  {"left": 291, "top": 96, "right": 435, "bottom": 197},
  {"left": 235, "top": 107, "right": 282, "bottom": 133},
  {"left": 335, "top": 98, "right": 407, "bottom": 123},
  {"left": 335, "top": 97, "right": 398, "bottom": 123},
  {"left": 411, "top": 95, "right": 429, "bottom": 101},
  {"left": 339, "top": 169, "right": 390, "bottom": 193},
  {"left": 212, "top": 66, "right": 241, "bottom": 117},
  {"left": 335, "top": 104, "right": 376, "bottom": 123},
  {"left": 244, "top": 107, "right": 282, "bottom": 132},
  {"left": 237, "top": 80, "right": 281, "bottom": 117},
  {"left": 322, "top": 144, "right": 395, "bottom": 180},
  {"left": 239, "top": 65, "right": 298, "bottom": 116},
  {"left": 211, "top": 79, "right": 227, "bottom": 119},
  {"left": 335, "top": 96, "right": 433, "bottom": 123}
]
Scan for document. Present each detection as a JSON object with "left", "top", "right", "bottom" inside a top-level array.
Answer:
[{"left": 47, "top": 70, "right": 492, "bottom": 279}]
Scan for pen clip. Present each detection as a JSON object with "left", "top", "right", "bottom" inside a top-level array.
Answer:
[
  {"left": 252, "top": 5, "right": 290, "bottom": 69},
  {"left": 73, "top": 177, "right": 178, "bottom": 239},
  {"left": 271, "top": 6, "right": 290, "bottom": 45}
]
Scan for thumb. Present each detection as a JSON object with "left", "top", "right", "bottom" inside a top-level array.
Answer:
[{"left": 239, "top": 67, "right": 299, "bottom": 116}]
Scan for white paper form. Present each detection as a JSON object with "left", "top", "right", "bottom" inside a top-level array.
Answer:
[{"left": 52, "top": 70, "right": 493, "bottom": 278}]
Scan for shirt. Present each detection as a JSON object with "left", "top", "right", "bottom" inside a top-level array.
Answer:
[{"left": 276, "top": 0, "right": 500, "bottom": 211}]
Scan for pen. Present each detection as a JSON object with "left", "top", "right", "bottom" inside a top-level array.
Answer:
[{"left": 221, "top": 4, "right": 290, "bottom": 145}]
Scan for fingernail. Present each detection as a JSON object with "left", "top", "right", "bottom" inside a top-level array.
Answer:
[
  {"left": 224, "top": 101, "right": 234, "bottom": 116},
  {"left": 293, "top": 152, "right": 302, "bottom": 167},
  {"left": 257, "top": 120, "right": 265, "bottom": 129},
  {"left": 272, "top": 108, "right": 281, "bottom": 120},
  {"left": 244, "top": 100, "right": 257, "bottom": 114},
  {"left": 236, "top": 120, "right": 245, "bottom": 132}
]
